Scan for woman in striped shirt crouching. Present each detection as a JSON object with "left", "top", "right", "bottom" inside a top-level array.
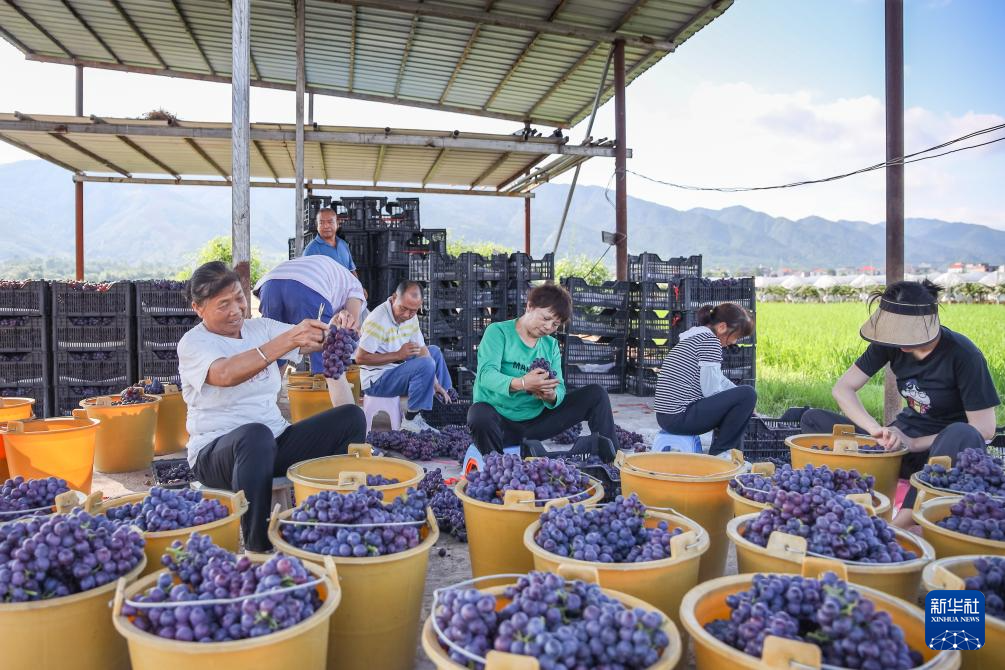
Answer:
[{"left": 653, "top": 303, "right": 756, "bottom": 455}]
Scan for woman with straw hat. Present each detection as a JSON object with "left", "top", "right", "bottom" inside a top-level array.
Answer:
[{"left": 801, "top": 280, "right": 1000, "bottom": 528}]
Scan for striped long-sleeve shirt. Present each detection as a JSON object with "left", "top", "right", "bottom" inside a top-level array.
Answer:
[
  {"left": 253, "top": 255, "right": 365, "bottom": 309},
  {"left": 654, "top": 326, "right": 724, "bottom": 415}
]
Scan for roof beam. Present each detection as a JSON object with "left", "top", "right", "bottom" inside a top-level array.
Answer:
[
  {"left": 0, "top": 119, "right": 625, "bottom": 157},
  {"left": 58, "top": 0, "right": 122, "bottom": 63},
  {"left": 372, "top": 144, "right": 386, "bottom": 184},
  {"left": 0, "top": 24, "right": 30, "bottom": 54},
  {"left": 348, "top": 6, "right": 357, "bottom": 90},
  {"left": 495, "top": 156, "right": 542, "bottom": 191},
  {"left": 317, "top": 141, "right": 329, "bottom": 182},
  {"left": 438, "top": 0, "right": 496, "bottom": 104},
  {"left": 170, "top": 0, "right": 217, "bottom": 76},
  {"left": 253, "top": 139, "right": 280, "bottom": 182},
  {"left": 422, "top": 148, "right": 447, "bottom": 186},
  {"left": 469, "top": 151, "right": 511, "bottom": 188},
  {"left": 0, "top": 132, "right": 83, "bottom": 173},
  {"left": 108, "top": 0, "right": 168, "bottom": 69},
  {"left": 74, "top": 174, "right": 534, "bottom": 197},
  {"left": 48, "top": 133, "right": 131, "bottom": 176},
  {"left": 329, "top": 0, "right": 677, "bottom": 51},
  {"left": 3, "top": 0, "right": 74, "bottom": 57},
  {"left": 183, "top": 137, "right": 230, "bottom": 179},
  {"left": 392, "top": 15, "right": 419, "bottom": 96}
]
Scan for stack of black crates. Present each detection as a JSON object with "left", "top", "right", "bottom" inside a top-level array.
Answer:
[
  {"left": 0, "top": 280, "right": 50, "bottom": 416},
  {"left": 134, "top": 280, "right": 199, "bottom": 387},
  {"left": 560, "top": 278, "right": 630, "bottom": 393},
  {"left": 51, "top": 281, "right": 134, "bottom": 416}
]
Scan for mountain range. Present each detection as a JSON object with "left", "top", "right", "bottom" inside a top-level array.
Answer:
[{"left": 1, "top": 159, "right": 1003, "bottom": 275}]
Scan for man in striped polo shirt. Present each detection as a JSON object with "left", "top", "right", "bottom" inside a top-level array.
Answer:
[{"left": 356, "top": 280, "right": 454, "bottom": 433}]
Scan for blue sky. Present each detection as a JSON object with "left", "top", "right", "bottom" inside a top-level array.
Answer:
[{"left": 0, "top": 0, "right": 1002, "bottom": 229}]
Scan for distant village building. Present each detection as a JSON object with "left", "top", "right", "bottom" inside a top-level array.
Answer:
[{"left": 948, "top": 262, "right": 995, "bottom": 273}]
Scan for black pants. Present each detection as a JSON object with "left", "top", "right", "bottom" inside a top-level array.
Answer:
[
  {"left": 800, "top": 408, "right": 986, "bottom": 509},
  {"left": 467, "top": 384, "right": 616, "bottom": 455},
  {"left": 192, "top": 405, "right": 367, "bottom": 551},
  {"left": 656, "top": 385, "right": 757, "bottom": 456}
]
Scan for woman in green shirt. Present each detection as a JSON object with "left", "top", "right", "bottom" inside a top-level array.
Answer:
[{"left": 468, "top": 284, "right": 617, "bottom": 455}]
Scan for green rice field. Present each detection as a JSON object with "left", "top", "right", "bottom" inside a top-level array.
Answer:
[{"left": 754, "top": 302, "right": 1005, "bottom": 424}]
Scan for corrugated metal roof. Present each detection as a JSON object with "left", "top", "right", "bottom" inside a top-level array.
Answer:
[
  {"left": 0, "top": 0, "right": 734, "bottom": 127},
  {"left": 0, "top": 113, "right": 603, "bottom": 192}
]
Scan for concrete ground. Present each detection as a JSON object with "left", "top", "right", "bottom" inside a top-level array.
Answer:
[{"left": 93, "top": 390, "right": 733, "bottom": 669}]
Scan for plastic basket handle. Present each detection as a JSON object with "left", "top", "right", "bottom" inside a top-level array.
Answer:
[
  {"left": 844, "top": 493, "right": 876, "bottom": 516},
  {"left": 751, "top": 462, "right": 776, "bottom": 476},
  {"left": 485, "top": 651, "right": 541, "bottom": 670},
  {"left": 112, "top": 576, "right": 128, "bottom": 618},
  {"left": 81, "top": 491, "right": 104, "bottom": 514},
  {"left": 502, "top": 490, "right": 536, "bottom": 507},
  {"left": 232, "top": 489, "right": 249, "bottom": 514},
  {"left": 832, "top": 424, "right": 856, "bottom": 438},
  {"left": 94, "top": 396, "right": 115, "bottom": 407},
  {"left": 338, "top": 471, "right": 366, "bottom": 489},
  {"left": 614, "top": 451, "right": 627, "bottom": 469},
  {"left": 927, "top": 455, "right": 952, "bottom": 468},
  {"left": 72, "top": 408, "right": 89, "bottom": 421},
  {"left": 832, "top": 439, "right": 860, "bottom": 454},
  {"left": 163, "top": 383, "right": 180, "bottom": 394},
  {"left": 323, "top": 555, "right": 341, "bottom": 590},
  {"left": 669, "top": 530, "right": 702, "bottom": 558},
  {"left": 348, "top": 444, "right": 373, "bottom": 458},
  {"left": 929, "top": 564, "right": 966, "bottom": 590},
  {"left": 53, "top": 490, "right": 82, "bottom": 514},
  {"left": 800, "top": 556, "right": 849, "bottom": 581},
  {"left": 766, "top": 531, "right": 808, "bottom": 561},
  {"left": 2, "top": 420, "right": 25, "bottom": 434},
  {"left": 760, "top": 635, "right": 822, "bottom": 669},
  {"left": 556, "top": 564, "right": 600, "bottom": 585},
  {"left": 729, "top": 449, "right": 745, "bottom": 466},
  {"left": 269, "top": 504, "right": 283, "bottom": 535},
  {"left": 543, "top": 498, "right": 570, "bottom": 511}
]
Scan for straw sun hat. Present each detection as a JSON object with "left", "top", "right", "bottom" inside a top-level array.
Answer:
[{"left": 859, "top": 296, "right": 941, "bottom": 347}]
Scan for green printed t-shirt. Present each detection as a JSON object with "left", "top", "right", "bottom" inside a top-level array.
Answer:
[{"left": 473, "top": 320, "right": 566, "bottom": 422}]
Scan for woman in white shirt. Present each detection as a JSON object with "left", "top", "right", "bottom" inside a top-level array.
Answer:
[
  {"left": 653, "top": 303, "right": 756, "bottom": 455},
  {"left": 177, "top": 261, "right": 366, "bottom": 551}
]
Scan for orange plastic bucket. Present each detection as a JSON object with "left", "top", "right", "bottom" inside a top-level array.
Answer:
[
  {"left": 80, "top": 393, "right": 161, "bottom": 473},
  {"left": 146, "top": 382, "right": 188, "bottom": 456},
  {"left": 288, "top": 374, "right": 335, "bottom": 422},
  {"left": 0, "top": 396, "right": 35, "bottom": 480},
  {"left": 913, "top": 495, "right": 1005, "bottom": 558},
  {"left": 0, "top": 410, "right": 99, "bottom": 492},
  {"left": 287, "top": 444, "right": 424, "bottom": 503},
  {"left": 787, "top": 425, "right": 905, "bottom": 501}
]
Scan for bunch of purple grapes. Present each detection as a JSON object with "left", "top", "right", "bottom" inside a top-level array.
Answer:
[
  {"left": 918, "top": 448, "right": 1005, "bottom": 495},
  {"left": 550, "top": 422, "right": 582, "bottom": 445},
  {"left": 434, "top": 571, "right": 670, "bottom": 669},
  {"left": 965, "top": 557, "right": 1005, "bottom": 619},
  {"left": 365, "top": 474, "right": 400, "bottom": 486},
  {"left": 445, "top": 387, "right": 459, "bottom": 402},
  {"left": 154, "top": 460, "right": 194, "bottom": 487},
  {"left": 730, "top": 464, "right": 874, "bottom": 504},
  {"left": 143, "top": 378, "right": 166, "bottom": 394},
  {"left": 321, "top": 327, "right": 358, "bottom": 379},
  {"left": 465, "top": 453, "right": 593, "bottom": 507},
  {"left": 705, "top": 572, "right": 923, "bottom": 668},
  {"left": 148, "top": 280, "right": 187, "bottom": 291},
  {"left": 535, "top": 494, "right": 682, "bottom": 563},
  {"left": 742, "top": 487, "right": 916, "bottom": 563},
  {"left": 615, "top": 424, "right": 647, "bottom": 451},
  {"left": 1, "top": 386, "right": 32, "bottom": 397},
  {"left": 529, "top": 357, "right": 556, "bottom": 379},
  {"left": 279, "top": 487, "right": 428, "bottom": 557},
  {"left": 68, "top": 316, "right": 113, "bottom": 326},
  {"left": 809, "top": 442, "right": 887, "bottom": 453},
  {"left": 123, "top": 533, "right": 322, "bottom": 642},
  {"left": 65, "top": 281, "right": 114, "bottom": 292},
  {"left": 420, "top": 469, "right": 467, "bottom": 542},
  {"left": 0, "top": 476, "right": 70, "bottom": 519},
  {"left": 0, "top": 316, "right": 26, "bottom": 327},
  {"left": 935, "top": 492, "right": 1005, "bottom": 541},
  {"left": 0, "top": 509, "right": 145, "bottom": 602},
  {"left": 68, "top": 351, "right": 114, "bottom": 361},
  {"left": 0, "top": 279, "right": 30, "bottom": 289},
  {"left": 153, "top": 350, "right": 179, "bottom": 360},
  {"left": 437, "top": 424, "right": 472, "bottom": 460},
  {"left": 115, "top": 386, "right": 155, "bottom": 405},
  {"left": 367, "top": 424, "right": 471, "bottom": 461},
  {"left": 152, "top": 315, "right": 200, "bottom": 326},
  {"left": 103, "top": 487, "right": 229, "bottom": 532}
]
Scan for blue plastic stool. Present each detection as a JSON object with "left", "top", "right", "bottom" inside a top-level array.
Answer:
[
  {"left": 653, "top": 431, "right": 702, "bottom": 453},
  {"left": 462, "top": 444, "right": 521, "bottom": 474}
]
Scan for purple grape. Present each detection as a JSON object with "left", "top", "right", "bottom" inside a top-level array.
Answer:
[
  {"left": 321, "top": 327, "right": 359, "bottom": 380},
  {"left": 115, "top": 386, "right": 155, "bottom": 405},
  {"left": 366, "top": 424, "right": 472, "bottom": 461},
  {"left": 0, "top": 476, "right": 70, "bottom": 520},
  {"left": 143, "top": 378, "right": 166, "bottom": 394},
  {"left": 529, "top": 357, "right": 556, "bottom": 379},
  {"left": 419, "top": 469, "right": 467, "bottom": 542},
  {"left": 918, "top": 448, "right": 1005, "bottom": 495},
  {"left": 729, "top": 464, "right": 875, "bottom": 504},
  {"left": 103, "top": 487, "right": 229, "bottom": 532},
  {"left": 809, "top": 442, "right": 887, "bottom": 453},
  {"left": 465, "top": 453, "right": 593, "bottom": 507},
  {"left": 364, "top": 474, "right": 400, "bottom": 486},
  {"left": 936, "top": 491, "right": 1005, "bottom": 541},
  {"left": 965, "top": 557, "right": 1005, "bottom": 620}
]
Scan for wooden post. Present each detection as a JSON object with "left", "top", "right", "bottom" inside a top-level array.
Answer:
[
  {"left": 294, "top": 0, "right": 306, "bottom": 256},
  {"left": 74, "top": 65, "right": 84, "bottom": 280},
  {"left": 884, "top": 0, "right": 905, "bottom": 424},
  {"left": 232, "top": 0, "right": 252, "bottom": 300},
  {"left": 524, "top": 195, "right": 531, "bottom": 255},
  {"left": 613, "top": 39, "right": 628, "bottom": 281}
]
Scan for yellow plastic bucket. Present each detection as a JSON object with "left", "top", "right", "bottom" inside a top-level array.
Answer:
[
  {"left": 0, "top": 396, "right": 35, "bottom": 480},
  {"left": 80, "top": 393, "right": 161, "bottom": 473},
  {"left": 147, "top": 382, "right": 188, "bottom": 456},
  {"left": 787, "top": 425, "right": 905, "bottom": 501},
  {"left": 727, "top": 471, "right": 893, "bottom": 519},
  {"left": 455, "top": 476, "right": 605, "bottom": 583},
  {"left": 268, "top": 506, "right": 438, "bottom": 670},
  {"left": 287, "top": 444, "right": 424, "bottom": 503},
  {"left": 923, "top": 555, "right": 1005, "bottom": 670},
  {"left": 0, "top": 555, "right": 146, "bottom": 670},
  {"left": 421, "top": 565, "right": 683, "bottom": 670},
  {"left": 727, "top": 511, "right": 935, "bottom": 602},
  {"left": 113, "top": 554, "right": 341, "bottom": 670},
  {"left": 523, "top": 507, "right": 708, "bottom": 637},
  {"left": 680, "top": 559, "right": 960, "bottom": 670},
  {"left": 0, "top": 410, "right": 99, "bottom": 493},
  {"left": 616, "top": 450, "right": 744, "bottom": 581},
  {"left": 86, "top": 488, "right": 248, "bottom": 576},
  {"left": 908, "top": 455, "right": 966, "bottom": 511},
  {"left": 913, "top": 495, "right": 1005, "bottom": 558},
  {"left": 288, "top": 374, "right": 335, "bottom": 422}
]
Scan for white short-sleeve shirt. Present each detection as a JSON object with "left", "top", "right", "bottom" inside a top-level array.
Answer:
[
  {"left": 356, "top": 300, "right": 425, "bottom": 390},
  {"left": 177, "top": 318, "right": 300, "bottom": 467}
]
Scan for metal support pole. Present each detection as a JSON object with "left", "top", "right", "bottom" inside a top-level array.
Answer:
[
  {"left": 884, "top": 0, "right": 905, "bottom": 424},
  {"left": 524, "top": 195, "right": 531, "bottom": 255},
  {"left": 613, "top": 39, "right": 628, "bottom": 281},
  {"left": 74, "top": 65, "right": 84, "bottom": 280},
  {"left": 294, "top": 0, "right": 306, "bottom": 256},
  {"left": 232, "top": 0, "right": 252, "bottom": 300}
]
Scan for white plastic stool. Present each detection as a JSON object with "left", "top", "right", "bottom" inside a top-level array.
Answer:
[
  {"left": 653, "top": 431, "right": 702, "bottom": 453},
  {"left": 363, "top": 395, "right": 403, "bottom": 432}
]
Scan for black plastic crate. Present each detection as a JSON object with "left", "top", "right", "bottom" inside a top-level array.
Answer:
[
  {"left": 54, "top": 349, "right": 133, "bottom": 385},
  {"left": 138, "top": 314, "right": 200, "bottom": 349},
  {"left": 564, "top": 363, "right": 624, "bottom": 393},
  {"left": 722, "top": 344, "right": 756, "bottom": 382},
  {"left": 51, "top": 281, "right": 133, "bottom": 317},
  {"left": 337, "top": 197, "right": 387, "bottom": 232},
  {"left": 0, "top": 315, "right": 47, "bottom": 352},
  {"left": 410, "top": 252, "right": 460, "bottom": 282},
  {"left": 627, "top": 310, "right": 684, "bottom": 341},
  {"left": 629, "top": 282, "right": 681, "bottom": 311},
  {"left": 53, "top": 315, "right": 131, "bottom": 350},
  {"left": 741, "top": 415, "right": 802, "bottom": 464},
  {"left": 421, "top": 398, "right": 471, "bottom": 428},
  {"left": 0, "top": 381, "right": 50, "bottom": 418},
  {"left": 373, "top": 230, "right": 425, "bottom": 267},
  {"left": 625, "top": 365, "right": 659, "bottom": 397},
  {"left": 55, "top": 383, "right": 120, "bottom": 416},
  {"left": 678, "top": 309, "right": 756, "bottom": 345},
  {"left": 459, "top": 253, "right": 507, "bottom": 282},
  {"left": 680, "top": 276, "right": 756, "bottom": 312},
  {"left": 138, "top": 349, "right": 182, "bottom": 385},
  {"left": 628, "top": 254, "right": 702, "bottom": 282},
  {"left": 566, "top": 308, "right": 627, "bottom": 338},
  {"left": 562, "top": 335, "right": 625, "bottom": 367},
  {"left": 341, "top": 232, "right": 371, "bottom": 266},
  {"left": 508, "top": 253, "right": 555, "bottom": 284},
  {"left": 419, "top": 311, "right": 463, "bottom": 339},
  {"left": 452, "top": 366, "right": 475, "bottom": 399},
  {"left": 432, "top": 338, "right": 468, "bottom": 366},
  {"left": 134, "top": 280, "right": 193, "bottom": 316},
  {"left": 408, "top": 229, "right": 447, "bottom": 256},
  {"left": 421, "top": 282, "right": 461, "bottom": 313},
  {"left": 563, "top": 277, "right": 630, "bottom": 311},
  {"left": 626, "top": 338, "right": 673, "bottom": 369},
  {"left": 383, "top": 198, "right": 421, "bottom": 230},
  {"left": 0, "top": 280, "right": 49, "bottom": 316},
  {"left": 0, "top": 351, "right": 48, "bottom": 385},
  {"left": 988, "top": 430, "right": 1005, "bottom": 459},
  {"left": 461, "top": 308, "right": 496, "bottom": 338},
  {"left": 288, "top": 232, "right": 318, "bottom": 258},
  {"left": 370, "top": 267, "right": 410, "bottom": 307},
  {"left": 463, "top": 281, "right": 505, "bottom": 309},
  {"left": 152, "top": 458, "right": 195, "bottom": 489}
]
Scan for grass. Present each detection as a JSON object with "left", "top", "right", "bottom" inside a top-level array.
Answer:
[{"left": 754, "top": 303, "right": 1005, "bottom": 424}]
